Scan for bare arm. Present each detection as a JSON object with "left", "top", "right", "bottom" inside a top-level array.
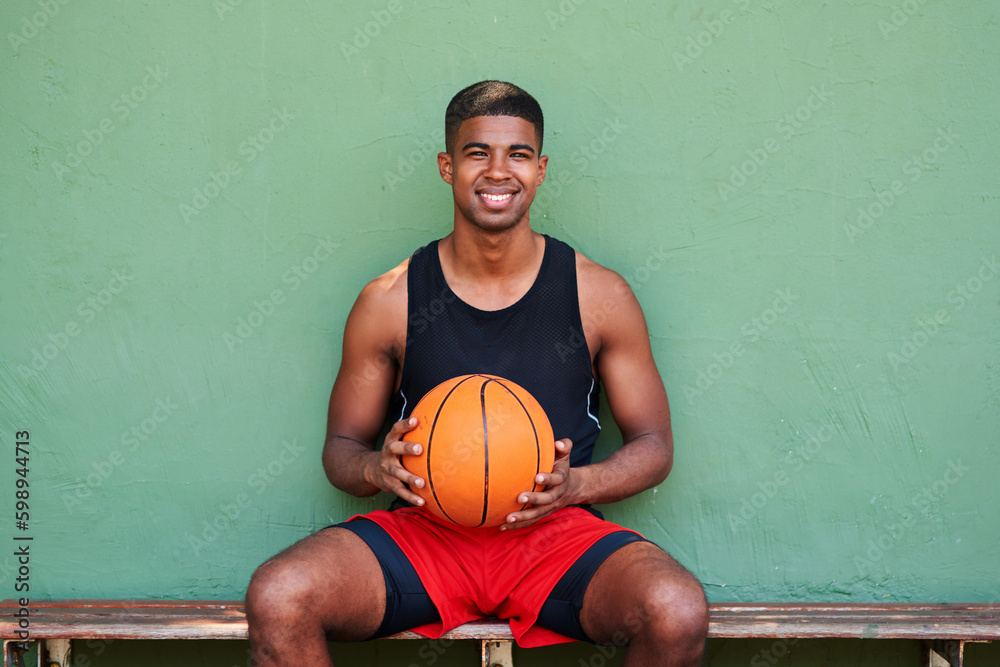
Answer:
[
  {"left": 321, "top": 266, "right": 427, "bottom": 506},
  {"left": 504, "top": 263, "right": 672, "bottom": 527},
  {"left": 569, "top": 269, "right": 673, "bottom": 503}
]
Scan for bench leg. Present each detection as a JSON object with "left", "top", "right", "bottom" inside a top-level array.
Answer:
[
  {"left": 923, "top": 639, "right": 964, "bottom": 667},
  {"left": 4, "top": 640, "right": 28, "bottom": 667},
  {"left": 39, "top": 639, "right": 71, "bottom": 667},
  {"left": 480, "top": 639, "right": 513, "bottom": 667}
]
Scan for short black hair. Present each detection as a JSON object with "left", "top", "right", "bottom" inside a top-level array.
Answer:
[{"left": 445, "top": 80, "right": 544, "bottom": 154}]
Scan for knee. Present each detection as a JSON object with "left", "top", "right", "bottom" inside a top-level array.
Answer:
[
  {"left": 245, "top": 558, "right": 319, "bottom": 625},
  {"left": 639, "top": 575, "right": 709, "bottom": 646}
]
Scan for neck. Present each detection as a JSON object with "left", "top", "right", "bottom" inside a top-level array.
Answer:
[{"left": 443, "top": 221, "right": 542, "bottom": 281}]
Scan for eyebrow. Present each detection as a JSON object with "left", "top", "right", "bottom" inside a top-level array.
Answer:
[{"left": 462, "top": 142, "right": 536, "bottom": 154}]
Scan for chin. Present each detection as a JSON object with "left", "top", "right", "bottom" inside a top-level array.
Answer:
[
  {"left": 462, "top": 203, "right": 532, "bottom": 232},
  {"left": 468, "top": 214, "right": 525, "bottom": 234}
]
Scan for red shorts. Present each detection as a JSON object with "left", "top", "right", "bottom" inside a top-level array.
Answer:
[{"left": 349, "top": 505, "right": 641, "bottom": 647}]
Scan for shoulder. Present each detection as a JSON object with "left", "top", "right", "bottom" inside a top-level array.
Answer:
[
  {"left": 356, "top": 256, "right": 409, "bottom": 313},
  {"left": 574, "top": 250, "right": 639, "bottom": 311},
  {"left": 345, "top": 256, "right": 409, "bottom": 353},
  {"left": 572, "top": 248, "right": 649, "bottom": 358}
]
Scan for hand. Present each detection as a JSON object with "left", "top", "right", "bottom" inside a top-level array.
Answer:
[
  {"left": 500, "top": 438, "right": 578, "bottom": 530},
  {"left": 361, "top": 417, "right": 427, "bottom": 507}
]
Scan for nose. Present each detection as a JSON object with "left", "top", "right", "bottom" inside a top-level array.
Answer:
[{"left": 484, "top": 153, "right": 511, "bottom": 181}]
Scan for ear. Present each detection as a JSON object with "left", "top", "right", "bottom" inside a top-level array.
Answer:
[
  {"left": 438, "top": 152, "right": 453, "bottom": 185},
  {"left": 536, "top": 154, "right": 548, "bottom": 186}
]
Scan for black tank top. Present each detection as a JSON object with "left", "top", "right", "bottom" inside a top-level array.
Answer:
[{"left": 389, "top": 235, "right": 601, "bottom": 467}]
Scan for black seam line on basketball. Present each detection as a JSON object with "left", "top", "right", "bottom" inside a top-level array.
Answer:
[
  {"left": 478, "top": 379, "right": 492, "bottom": 528},
  {"left": 493, "top": 380, "right": 541, "bottom": 512},
  {"left": 426, "top": 375, "right": 479, "bottom": 525}
]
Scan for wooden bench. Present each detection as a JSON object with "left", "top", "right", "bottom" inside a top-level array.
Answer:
[{"left": 3, "top": 600, "right": 998, "bottom": 667}]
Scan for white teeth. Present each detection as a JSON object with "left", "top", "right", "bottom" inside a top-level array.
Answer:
[{"left": 481, "top": 193, "right": 512, "bottom": 202}]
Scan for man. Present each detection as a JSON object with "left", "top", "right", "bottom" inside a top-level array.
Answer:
[{"left": 246, "top": 81, "right": 708, "bottom": 666}]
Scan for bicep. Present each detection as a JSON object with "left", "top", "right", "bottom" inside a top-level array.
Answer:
[
  {"left": 595, "top": 286, "right": 671, "bottom": 444},
  {"left": 325, "top": 289, "right": 400, "bottom": 448}
]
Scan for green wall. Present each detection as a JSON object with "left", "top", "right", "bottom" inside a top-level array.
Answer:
[{"left": 2, "top": 1, "right": 998, "bottom": 664}]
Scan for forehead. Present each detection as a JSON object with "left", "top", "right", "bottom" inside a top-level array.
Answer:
[{"left": 455, "top": 115, "right": 538, "bottom": 148}]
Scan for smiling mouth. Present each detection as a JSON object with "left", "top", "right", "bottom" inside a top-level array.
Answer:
[{"left": 478, "top": 191, "right": 516, "bottom": 209}]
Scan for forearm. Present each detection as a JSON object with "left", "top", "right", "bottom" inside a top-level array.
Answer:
[
  {"left": 322, "top": 435, "right": 381, "bottom": 497},
  {"left": 569, "top": 432, "right": 673, "bottom": 506}
]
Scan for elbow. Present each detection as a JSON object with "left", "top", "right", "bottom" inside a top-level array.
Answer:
[
  {"left": 322, "top": 452, "right": 344, "bottom": 491},
  {"left": 655, "top": 453, "right": 672, "bottom": 486},
  {"left": 656, "top": 432, "right": 674, "bottom": 485},
  {"left": 321, "top": 440, "right": 351, "bottom": 493}
]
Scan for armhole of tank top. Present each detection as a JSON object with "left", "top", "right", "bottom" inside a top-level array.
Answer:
[
  {"left": 567, "top": 244, "right": 602, "bottom": 433},
  {"left": 394, "top": 247, "right": 420, "bottom": 421},
  {"left": 394, "top": 240, "right": 442, "bottom": 420},
  {"left": 568, "top": 246, "right": 597, "bottom": 382}
]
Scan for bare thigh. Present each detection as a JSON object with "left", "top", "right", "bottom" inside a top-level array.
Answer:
[
  {"left": 579, "top": 540, "right": 707, "bottom": 645},
  {"left": 247, "top": 526, "right": 387, "bottom": 642}
]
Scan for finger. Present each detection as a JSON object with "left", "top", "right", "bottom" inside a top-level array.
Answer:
[
  {"left": 383, "top": 475, "right": 426, "bottom": 507},
  {"left": 501, "top": 505, "right": 549, "bottom": 530},
  {"left": 385, "top": 418, "right": 423, "bottom": 453},
  {"left": 378, "top": 457, "right": 426, "bottom": 501},
  {"left": 555, "top": 438, "right": 573, "bottom": 457},
  {"left": 516, "top": 490, "right": 555, "bottom": 507},
  {"left": 387, "top": 416, "right": 421, "bottom": 439},
  {"left": 387, "top": 461, "right": 425, "bottom": 491},
  {"left": 385, "top": 437, "right": 423, "bottom": 457},
  {"left": 534, "top": 451, "right": 570, "bottom": 487},
  {"left": 533, "top": 466, "right": 567, "bottom": 488}
]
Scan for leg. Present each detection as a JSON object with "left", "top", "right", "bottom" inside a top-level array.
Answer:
[
  {"left": 579, "top": 541, "right": 709, "bottom": 667},
  {"left": 245, "top": 526, "right": 385, "bottom": 667}
]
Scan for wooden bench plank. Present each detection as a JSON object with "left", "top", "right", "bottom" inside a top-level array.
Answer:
[
  {"left": 3, "top": 601, "right": 999, "bottom": 642},
  {"left": 709, "top": 604, "right": 1000, "bottom": 640}
]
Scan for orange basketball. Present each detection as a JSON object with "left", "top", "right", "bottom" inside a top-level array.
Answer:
[{"left": 401, "top": 374, "right": 555, "bottom": 528}]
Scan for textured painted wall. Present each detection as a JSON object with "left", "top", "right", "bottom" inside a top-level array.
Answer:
[{"left": 1, "top": 1, "right": 998, "bottom": 665}]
